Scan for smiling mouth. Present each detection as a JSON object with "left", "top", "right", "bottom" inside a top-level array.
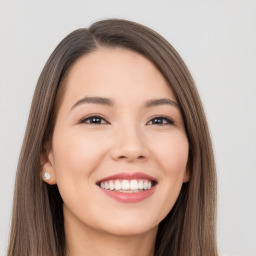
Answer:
[{"left": 96, "top": 179, "right": 157, "bottom": 193}]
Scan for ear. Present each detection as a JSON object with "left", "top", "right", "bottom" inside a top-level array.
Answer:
[
  {"left": 183, "top": 161, "right": 191, "bottom": 183},
  {"left": 183, "top": 168, "right": 190, "bottom": 183},
  {"left": 40, "top": 142, "right": 57, "bottom": 185}
]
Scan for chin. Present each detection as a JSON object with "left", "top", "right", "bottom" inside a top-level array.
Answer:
[
  {"left": 95, "top": 216, "right": 159, "bottom": 237},
  {"left": 103, "top": 224, "right": 158, "bottom": 237}
]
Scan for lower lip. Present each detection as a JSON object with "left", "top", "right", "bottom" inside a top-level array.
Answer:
[{"left": 99, "top": 185, "right": 157, "bottom": 203}]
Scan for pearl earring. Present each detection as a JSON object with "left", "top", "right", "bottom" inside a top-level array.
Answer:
[{"left": 43, "top": 172, "right": 51, "bottom": 181}]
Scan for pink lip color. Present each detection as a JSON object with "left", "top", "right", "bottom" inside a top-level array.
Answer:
[
  {"left": 100, "top": 185, "right": 157, "bottom": 203},
  {"left": 96, "top": 172, "right": 157, "bottom": 203}
]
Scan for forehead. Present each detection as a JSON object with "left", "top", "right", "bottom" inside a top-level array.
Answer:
[{"left": 62, "top": 47, "right": 176, "bottom": 105}]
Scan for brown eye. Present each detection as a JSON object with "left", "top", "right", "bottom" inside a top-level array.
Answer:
[
  {"left": 80, "top": 115, "right": 108, "bottom": 125},
  {"left": 147, "top": 116, "right": 174, "bottom": 125}
]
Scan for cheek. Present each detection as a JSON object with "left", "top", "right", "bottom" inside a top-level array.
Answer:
[
  {"left": 152, "top": 131, "right": 189, "bottom": 215},
  {"left": 50, "top": 129, "right": 111, "bottom": 215},
  {"left": 150, "top": 130, "right": 189, "bottom": 176},
  {"left": 51, "top": 129, "right": 107, "bottom": 182}
]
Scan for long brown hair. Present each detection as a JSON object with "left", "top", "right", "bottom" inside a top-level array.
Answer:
[{"left": 8, "top": 19, "right": 218, "bottom": 256}]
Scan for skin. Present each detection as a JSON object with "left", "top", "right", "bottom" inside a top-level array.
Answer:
[{"left": 42, "top": 47, "right": 190, "bottom": 256}]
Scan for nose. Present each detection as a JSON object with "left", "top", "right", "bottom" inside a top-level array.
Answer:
[{"left": 110, "top": 124, "right": 149, "bottom": 162}]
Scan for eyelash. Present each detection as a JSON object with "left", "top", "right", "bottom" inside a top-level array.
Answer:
[
  {"left": 147, "top": 115, "right": 174, "bottom": 126},
  {"left": 80, "top": 115, "right": 109, "bottom": 125},
  {"left": 80, "top": 114, "right": 174, "bottom": 126}
]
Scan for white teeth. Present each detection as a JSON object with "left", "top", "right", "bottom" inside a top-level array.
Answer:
[
  {"left": 130, "top": 180, "right": 138, "bottom": 190},
  {"left": 115, "top": 180, "right": 121, "bottom": 190},
  {"left": 119, "top": 189, "right": 140, "bottom": 193},
  {"left": 143, "top": 181, "right": 148, "bottom": 190},
  {"left": 138, "top": 180, "right": 144, "bottom": 189},
  {"left": 109, "top": 181, "right": 115, "bottom": 190},
  {"left": 121, "top": 180, "right": 130, "bottom": 190},
  {"left": 99, "top": 179, "right": 154, "bottom": 192},
  {"left": 104, "top": 182, "right": 109, "bottom": 190}
]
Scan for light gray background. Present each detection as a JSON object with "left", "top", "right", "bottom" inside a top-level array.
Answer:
[{"left": 0, "top": 0, "right": 255, "bottom": 255}]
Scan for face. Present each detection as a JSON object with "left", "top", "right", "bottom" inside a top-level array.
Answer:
[{"left": 43, "top": 47, "right": 189, "bottom": 237}]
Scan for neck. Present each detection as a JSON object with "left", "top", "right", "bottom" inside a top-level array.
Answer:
[{"left": 64, "top": 211, "right": 158, "bottom": 256}]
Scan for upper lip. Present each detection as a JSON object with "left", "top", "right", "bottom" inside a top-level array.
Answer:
[{"left": 96, "top": 172, "right": 157, "bottom": 184}]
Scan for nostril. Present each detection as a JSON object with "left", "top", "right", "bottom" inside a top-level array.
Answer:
[
  {"left": 117, "top": 155, "right": 145, "bottom": 160},
  {"left": 110, "top": 142, "right": 149, "bottom": 161}
]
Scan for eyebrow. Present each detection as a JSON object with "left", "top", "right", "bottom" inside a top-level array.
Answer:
[
  {"left": 71, "top": 96, "right": 179, "bottom": 111},
  {"left": 71, "top": 96, "right": 114, "bottom": 110},
  {"left": 145, "top": 98, "right": 179, "bottom": 108}
]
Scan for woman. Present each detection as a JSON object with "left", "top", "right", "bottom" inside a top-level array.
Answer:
[{"left": 8, "top": 19, "right": 218, "bottom": 256}]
